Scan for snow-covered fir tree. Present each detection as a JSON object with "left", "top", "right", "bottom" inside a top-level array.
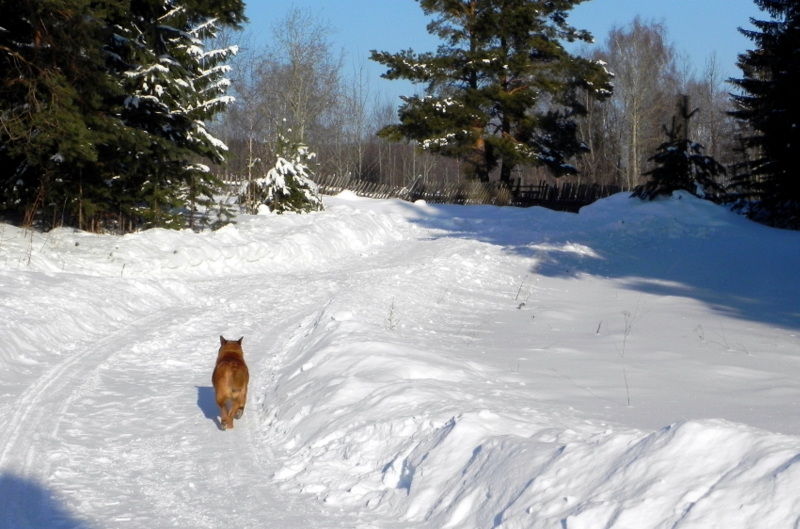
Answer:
[
  {"left": 371, "top": 0, "right": 612, "bottom": 183},
  {"left": 729, "top": 0, "right": 800, "bottom": 228},
  {"left": 109, "top": 0, "right": 244, "bottom": 229},
  {"left": 246, "top": 132, "right": 324, "bottom": 214},
  {"left": 0, "top": 0, "right": 126, "bottom": 230},
  {"left": 0, "top": 0, "right": 245, "bottom": 232},
  {"left": 633, "top": 95, "right": 726, "bottom": 202}
]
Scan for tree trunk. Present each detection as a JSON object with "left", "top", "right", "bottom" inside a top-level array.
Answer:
[{"left": 500, "top": 162, "right": 514, "bottom": 186}]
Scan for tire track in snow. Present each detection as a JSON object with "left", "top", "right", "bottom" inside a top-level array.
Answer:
[
  {"left": 3, "top": 273, "right": 376, "bottom": 527},
  {"left": 0, "top": 214, "right": 438, "bottom": 527},
  {"left": 0, "top": 303, "right": 202, "bottom": 529},
  {"left": 0, "top": 308, "right": 184, "bottom": 477},
  {"left": 45, "top": 292, "right": 283, "bottom": 526}
]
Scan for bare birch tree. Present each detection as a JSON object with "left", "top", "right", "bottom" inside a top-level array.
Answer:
[
  {"left": 601, "top": 18, "right": 680, "bottom": 189},
  {"left": 214, "top": 9, "right": 345, "bottom": 183},
  {"left": 271, "top": 8, "right": 343, "bottom": 144}
]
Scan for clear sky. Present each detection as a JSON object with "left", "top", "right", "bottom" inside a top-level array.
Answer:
[{"left": 242, "top": 0, "right": 762, "bottom": 104}]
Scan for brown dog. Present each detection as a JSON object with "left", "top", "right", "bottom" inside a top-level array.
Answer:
[{"left": 212, "top": 336, "right": 249, "bottom": 430}]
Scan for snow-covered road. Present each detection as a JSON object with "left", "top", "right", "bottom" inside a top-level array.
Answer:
[
  {"left": 2, "top": 192, "right": 800, "bottom": 528},
  {"left": 0, "top": 204, "right": 416, "bottom": 528}
]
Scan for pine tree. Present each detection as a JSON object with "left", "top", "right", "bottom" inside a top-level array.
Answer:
[
  {"left": 729, "top": 0, "right": 800, "bottom": 228},
  {"left": 370, "top": 0, "right": 612, "bottom": 183},
  {"left": 633, "top": 95, "right": 726, "bottom": 202},
  {"left": 245, "top": 132, "right": 324, "bottom": 214}
]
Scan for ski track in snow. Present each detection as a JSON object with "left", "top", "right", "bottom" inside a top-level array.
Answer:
[{"left": 1, "top": 192, "right": 800, "bottom": 528}]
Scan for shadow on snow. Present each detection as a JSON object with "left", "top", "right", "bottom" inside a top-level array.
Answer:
[
  {"left": 196, "top": 385, "right": 221, "bottom": 429},
  {"left": 0, "top": 473, "right": 93, "bottom": 529},
  {"left": 396, "top": 195, "right": 800, "bottom": 333}
]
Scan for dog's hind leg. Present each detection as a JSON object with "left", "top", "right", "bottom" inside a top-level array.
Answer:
[
  {"left": 216, "top": 394, "right": 231, "bottom": 430},
  {"left": 234, "top": 386, "right": 247, "bottom": 419},
  {"left": 228, "top": 390, "right": 245, "bottom": 424}
]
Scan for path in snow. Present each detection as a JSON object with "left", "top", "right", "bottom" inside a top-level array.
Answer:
[{"left": 0, "top": 206, "right": 424, "bottom": 528}]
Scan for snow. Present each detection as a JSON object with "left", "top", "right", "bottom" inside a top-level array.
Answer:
[{"left": 1, "top": 191, "right": 799, "bottom": 528}]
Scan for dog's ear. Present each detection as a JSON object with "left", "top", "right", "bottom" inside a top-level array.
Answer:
[
  {"left": 220, "top": 335, "right": 226, "bottom": 345},
  {"left": 237, "top": 337, "right": 244, "bottom": 344}
]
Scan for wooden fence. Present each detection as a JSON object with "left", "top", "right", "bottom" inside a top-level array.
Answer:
[{"left": 312, "top": 174, "right": 622, "bottom": 212}]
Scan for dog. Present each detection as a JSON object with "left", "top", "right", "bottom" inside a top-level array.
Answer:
[{"left": 212, "top": 336, "right": 249, "bottom": 430}]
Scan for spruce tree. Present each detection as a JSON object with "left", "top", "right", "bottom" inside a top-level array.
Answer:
[
  {"left": 107, "top": 0, "right": 245, "bottom": 229},
  {"left": 0, "top": 0, "right": 244, "bottom": 231},
  {"left": 370, "top": 0, "right": 612, "bottom": 183},
  {"left": 729, "top": 0, "right": 800, "bottom": 228},
  {"left": 633, "top": 95, "right": 726, "bottom": 202},
  {"left": 0, "top": 0, "right": 126, "bottom": 229},
  {"left": 246, "top": 132, "right": 324, "bottom": 214}
]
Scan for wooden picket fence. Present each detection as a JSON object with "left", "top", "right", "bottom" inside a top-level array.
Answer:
[
  {"left": 313, "top": 174, "right": 402, "bottom": 201},
  {"left": 312, "top": 174, "right": 622, "bottom": 212}
]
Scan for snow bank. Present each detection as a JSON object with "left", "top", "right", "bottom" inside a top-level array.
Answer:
[
  {"left": 261, "top": 281, "right": 800, "bottom": 528},
  {"left": 258, "top": 193, "right": 800, "bottom": 528},
  {"left": 0, "top": 205, "right": 408, "bottom": 279}
]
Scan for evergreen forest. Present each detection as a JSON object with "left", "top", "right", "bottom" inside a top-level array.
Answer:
[{"left": 1, "top": 0, "right": 798, "bottom": 231}]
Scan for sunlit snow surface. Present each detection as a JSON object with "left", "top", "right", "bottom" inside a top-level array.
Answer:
[{"left": 1, "top": 191, "right": 799, "bottom": 528}]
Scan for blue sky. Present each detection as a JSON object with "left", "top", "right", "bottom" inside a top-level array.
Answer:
[{"left": 243, "top": 0, "right": 762, "bottom": 103}]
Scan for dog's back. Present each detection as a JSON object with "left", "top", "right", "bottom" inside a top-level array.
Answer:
[
  {"left": 213, "top": 351, "right": 248, "bottom": 391},
  {"left": 212, "top": 336, "right": 249, "bottom": 430}
]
